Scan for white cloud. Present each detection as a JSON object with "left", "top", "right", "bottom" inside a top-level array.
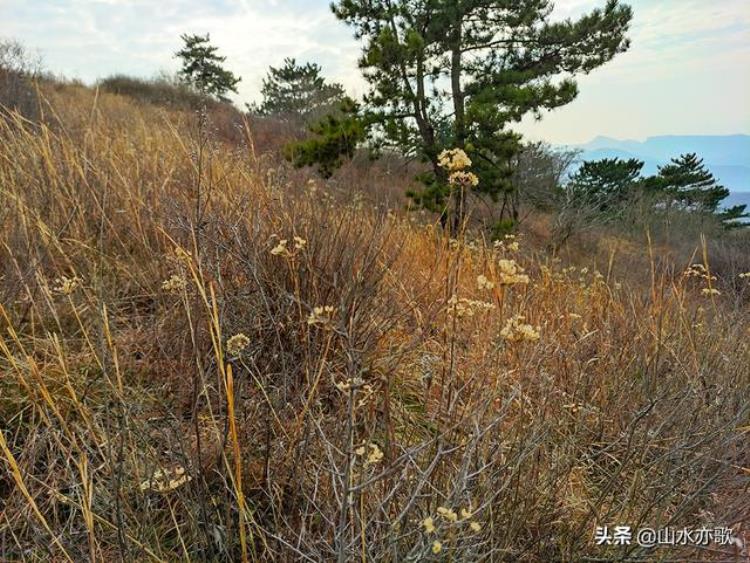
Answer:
[
  {"left": 1, "top": 0, "right": 747, "bottom": 143},
  {"left": 517, "top": 0, "right": 750, "bottom": 142},
  {"left": 0, "top": 0, "right": 364, "bottom": 103}
]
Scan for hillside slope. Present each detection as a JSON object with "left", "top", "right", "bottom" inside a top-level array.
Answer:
[{"left": 0, "top": 85, "right": 749, "bottom": 561}]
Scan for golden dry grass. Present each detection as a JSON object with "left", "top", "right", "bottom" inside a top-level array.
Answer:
[{"left": 0, "top": 84, "right": 749, "bottom": 561}]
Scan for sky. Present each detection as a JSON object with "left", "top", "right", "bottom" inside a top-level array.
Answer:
[{"left": 1, "top": 0, "right": 748, "bottom": 145}]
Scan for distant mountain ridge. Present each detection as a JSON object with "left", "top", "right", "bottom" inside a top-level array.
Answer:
[{"left": 573, "top": 134, "right": 750, "bottom": 197}]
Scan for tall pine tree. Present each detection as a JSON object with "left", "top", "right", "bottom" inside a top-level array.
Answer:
[
  {"left": 567, "top": 158, "right": 644, "bottom": 212},
  {"left": 651, "top": 153, "right": 748, "bottom": 228},
  {"left": 654, "top": 153, "right": 729, "bottom": 213},
  {"left": 175, "top": 33, "right": 241, "bottom": 102},
  {"left": 258, "top": 58, "right": 346, "bottom": 124},
  {"left": 290, "top": 0, "right": 632, "bottom": 232}
]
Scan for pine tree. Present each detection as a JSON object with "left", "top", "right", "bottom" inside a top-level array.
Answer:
[
  {"left": 643, "top": 153, "right": 748, "bottom": 229},
  {"left": 259, "top": 58, "right": 346, "bottom": 123},
  {"left": 717, "top": 204, "right": 750, "bottom": 229},
  {"left": 289, "top": 0, "right": 632, "bottom": 232},
  {"left": 175, "top": 33, "right": 240, "bottom": 102},
  {"left": 284, "top": 97, "right": 367, "bottom": 177},
  {"left": 567, "top": 158, "right": 644, "bottom": 212},
  {"left": 654, "top": 153, "right": 729, "bottom": 213}
]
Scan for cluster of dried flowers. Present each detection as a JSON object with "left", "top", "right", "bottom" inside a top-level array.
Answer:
[
  {"left": 683, "top": 263, "right": 721, "bottom": 296},
  {"left": 421, "top": 504, "right": 483, "bottom": 554},
  {"left": 270, "top": 236, "right": 307, "bottom": 257},
  {"left": 438, "top": 148, "right": 479, "bottom": 189},
  {"left": 500, "top": 315, "right": 541, "bottom": 342},
  {"left": 307, "top": 305, "right": 336, "bottom": 327}
]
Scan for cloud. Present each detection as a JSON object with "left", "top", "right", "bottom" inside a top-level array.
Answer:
[
  {"left": 0, "top": 0, "right": 364, "bottom": 103},
  {"left": 1, "top": 0, "right": 747, "bottom": 143},
  {"left": 515, "top": 0, "right": 750, "bottom": 142}
]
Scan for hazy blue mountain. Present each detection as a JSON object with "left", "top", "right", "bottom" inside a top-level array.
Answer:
[
  {"left": 579, "top": 135, "right": 750, "bottom": 167},
  {"left": 573, "top": 135, "right": 750, "bottom": 197}
]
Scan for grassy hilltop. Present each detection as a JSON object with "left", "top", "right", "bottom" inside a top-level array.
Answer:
[{"left": 0, "top": 80, "right": 749, "bottom": 561}]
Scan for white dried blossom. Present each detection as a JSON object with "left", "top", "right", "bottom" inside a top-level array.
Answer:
[{"left": 438, "top": 148, "right": 472, "bottom": 172}]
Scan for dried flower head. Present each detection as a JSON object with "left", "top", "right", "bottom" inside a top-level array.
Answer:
[
  {"left": 161, "top": 274, "right": 186, "bottom": 293},
  {"left": 477, "top": 274, "right": 495, "bottom": 290},
  {"left": 469, "top": 521, "right": 482, "bottom": 532},
  {"left": 448, "top": 170, "right": 479, "bottom": 188},
  {"left": 701, "top": 288, "right": 721, "bottom": 296},
  {"left": 307, "top": 305, "right": 336, "bottom": 326},
  {"left": 293, "top": 236, "right": 307, "bottom": 250},
  {"left": 438, "top": 148, "right": 472, "bottom": 172},
  {"left": 54, "top": 275, "right": 80, "bottom": 296},
  {"left": 446, "top": 295, "right": 495, "bottom": 318},
  {"left": 497, "top": 259, "right": 530, "bottom": 285},
  {"left": 226, "top": 333, "right": 250, "bottom": 356},
  {"left": 684, "top": 263, "right": 707, "bottom": 277},
  {"left": 494, "top": 234, "right": 520, "bottom": 252},
  {"left": 684, "top": 263, "right": 717, "bottom": 287},
  {"left": 498, "top": 259, "right": 519, "bottom": 275},
  {"left": 174, "top": 247, "right": 192, "bottom": 264},
  {"left": 431, "top": 541, "right": 442, "bottom": 554},
  {"left": 139, "top": 465, "right": 191, "bottom": 493},
  {"left": 422, "top": 517, "right": 436, "bottom": 534},
  {"left": 335, "top": 377, "right": 366, "bottom": 395},
  {"left": 501, "top": 315, "right": 540, "bottom": 342},
  {"left": 437, "top": 506, "right": 458, "bottom": 522},
  {"left": 366, "top": 443, "right": 384, "bottom": 465},
  {"left": 356, "top": 383, "right": 375, "bottom": 408},
  {"left": 270, "top": 239, "right": 289, "bottom": 256}
]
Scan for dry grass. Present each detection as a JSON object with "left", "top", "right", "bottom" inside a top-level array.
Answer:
[{"left": 0, "top": 83, "right": 749, "bottom": 562}]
